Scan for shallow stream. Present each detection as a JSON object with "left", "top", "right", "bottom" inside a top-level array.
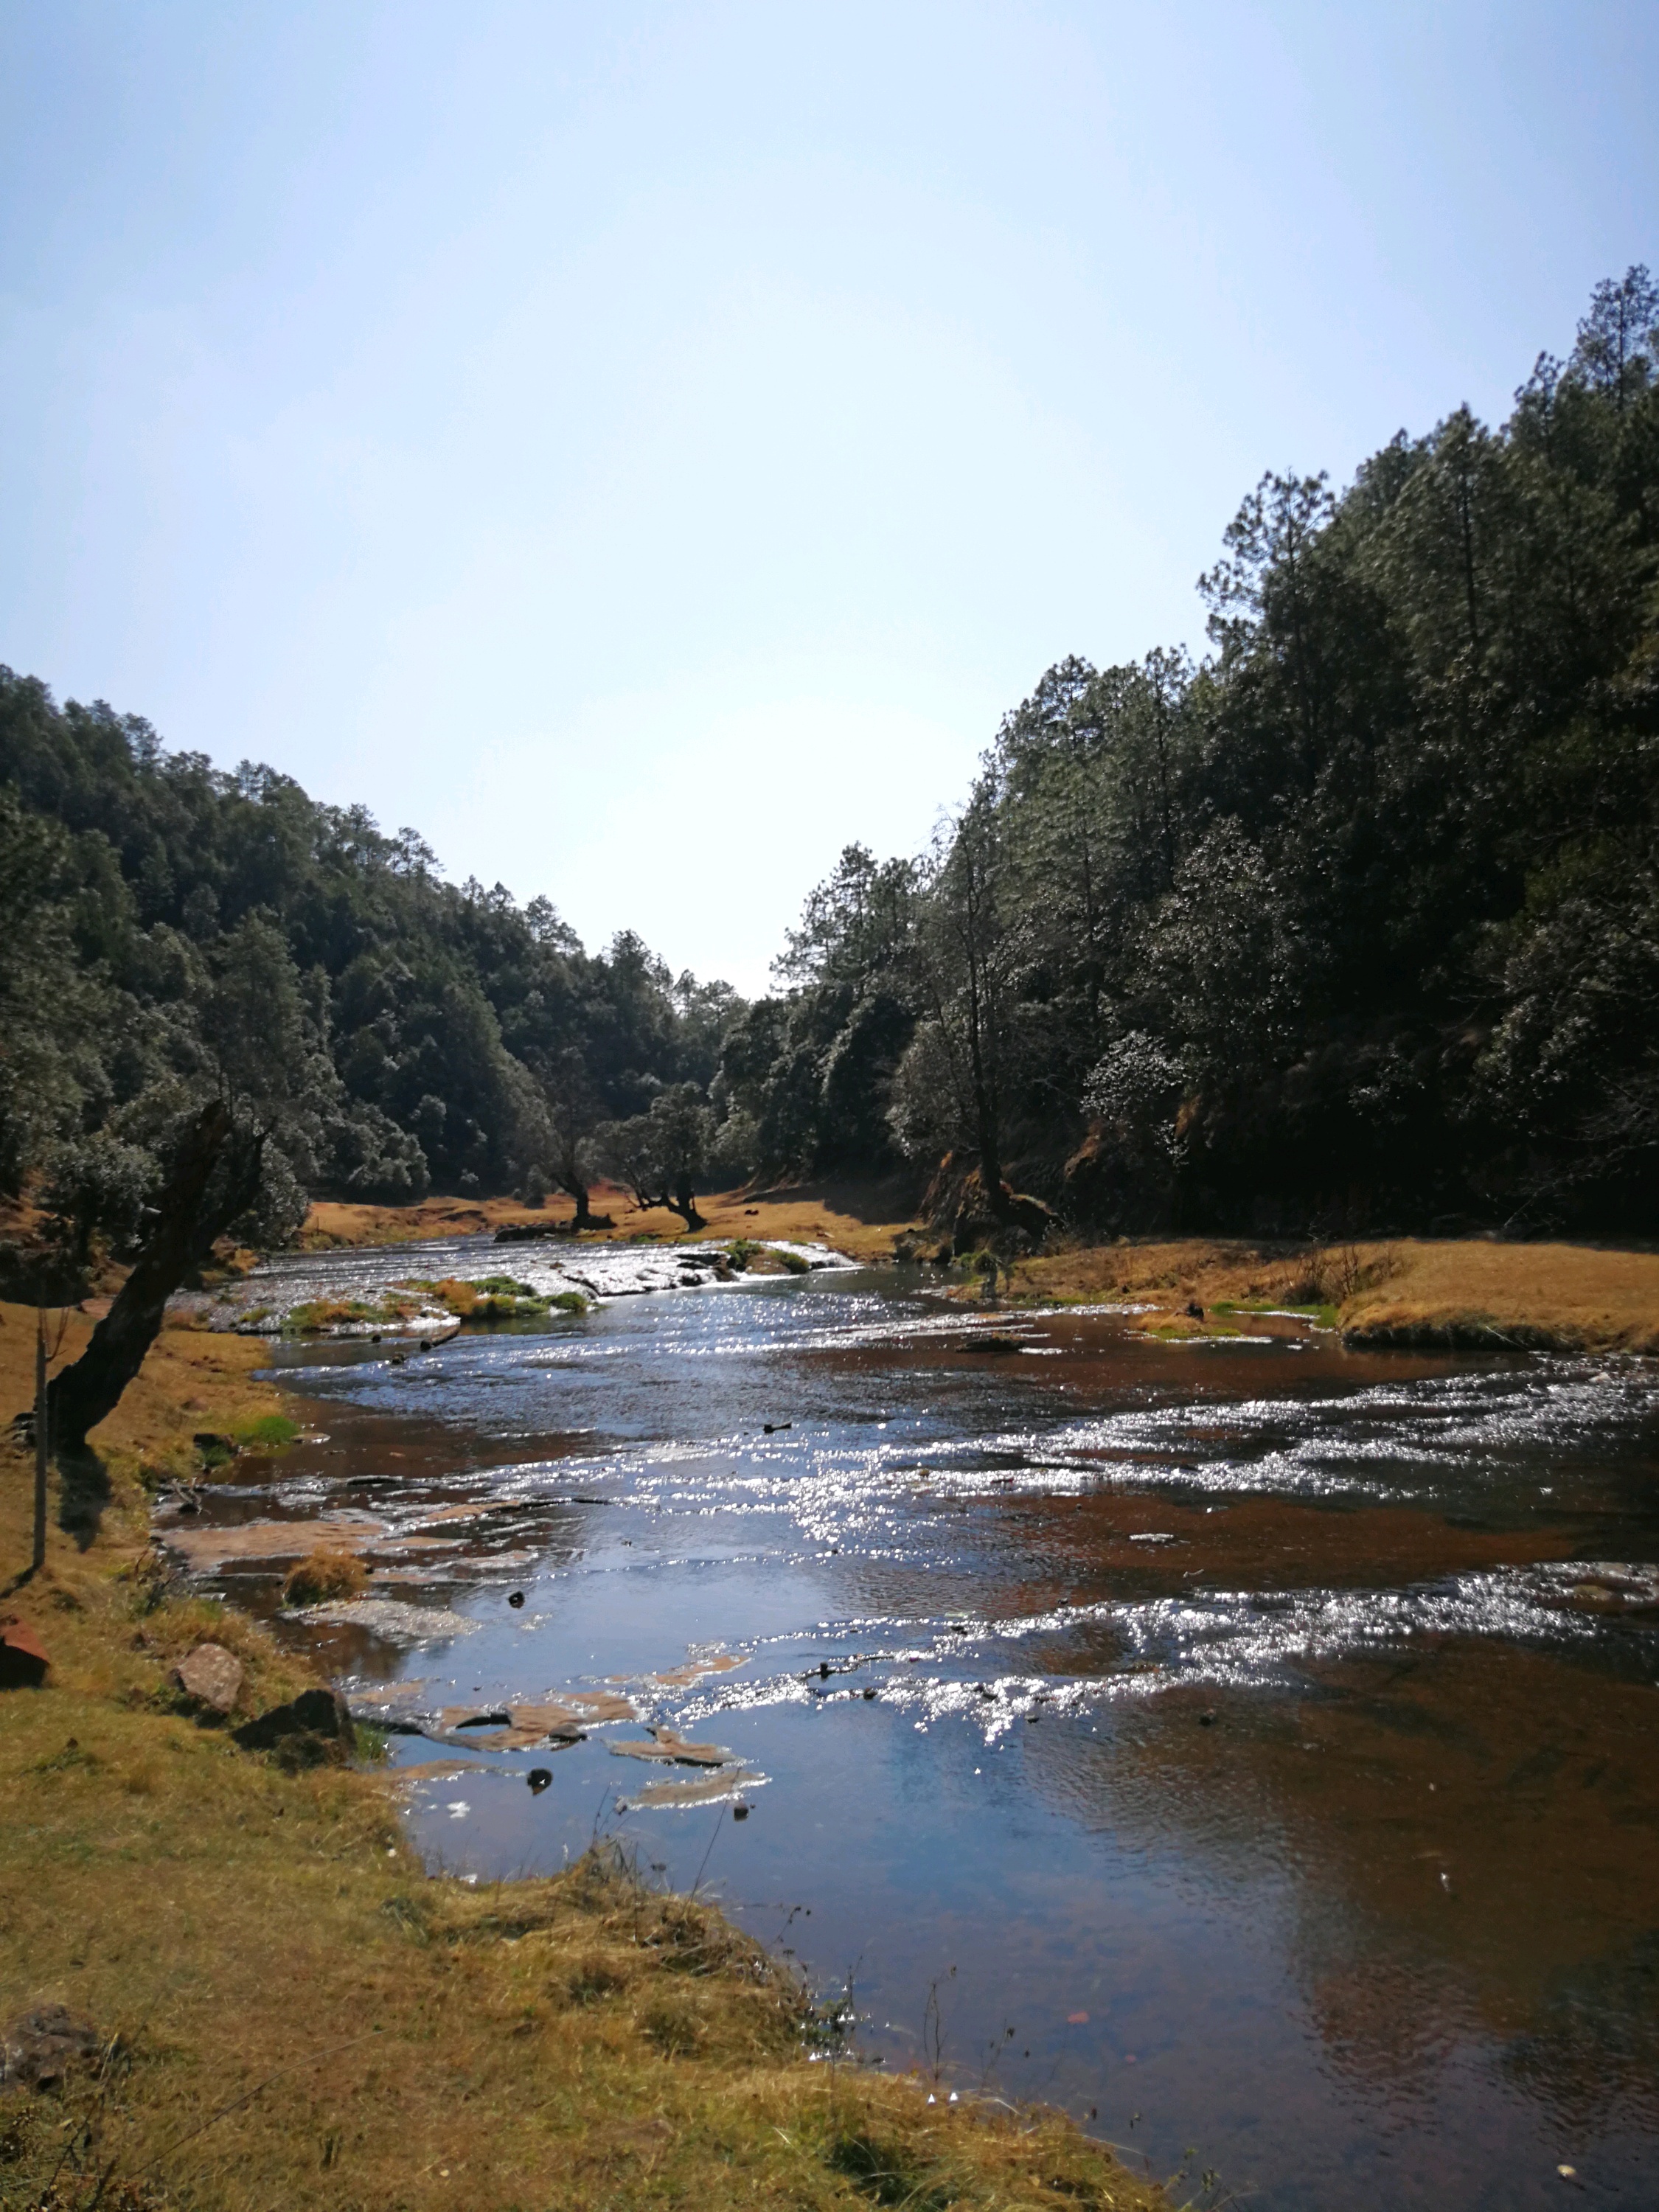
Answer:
[{"left": 164, "top": 1239, "right": 1659, "bottom": 2211}]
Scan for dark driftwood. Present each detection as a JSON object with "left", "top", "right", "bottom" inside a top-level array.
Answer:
[{"left": 46, "top": 1102, "right": 264, "bottom": 1450}]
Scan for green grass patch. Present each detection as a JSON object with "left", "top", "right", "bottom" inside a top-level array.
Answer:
[
  {"left": 283, "top": 1294, "right": 422, "bottom": 1335},
  {"left": 397, "top": 1275, "right": 560, "bottom": 1321},
  {"left": 232, "top": 1414, "right": 302, "bottom": 1451}
]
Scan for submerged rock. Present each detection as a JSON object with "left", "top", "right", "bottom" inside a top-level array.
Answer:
[
  {"left": 608, "top": 1725, "right": 735, "bottom": 1767},
  {"left": 616, "top": 1766, "right": 765, "bottom": 1811},
  {"left": 299, "top": 1598, "right": 482, "bottom": 1644},
  {"left": 352, "top": 1686, "right": 634, "bottom": 1748},
  {"left": 609, "top": 1652, "right": 746, "bottom": 1690},
  {"left": 156, "top": 1511, "right": 390, "bottom": 1573}
]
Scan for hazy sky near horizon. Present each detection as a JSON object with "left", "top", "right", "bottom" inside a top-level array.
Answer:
[{"left": 1, "top": 3, "right": 1654, "bottom": 994}]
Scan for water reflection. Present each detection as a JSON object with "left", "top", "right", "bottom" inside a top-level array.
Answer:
[{"left": 167, "top": 1245, "right": 1659, "bottom": 2211}]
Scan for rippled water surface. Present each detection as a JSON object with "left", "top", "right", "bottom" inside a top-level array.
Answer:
[{"left": 170, "top": 1240, "right": 1659, "bottom": 2211}]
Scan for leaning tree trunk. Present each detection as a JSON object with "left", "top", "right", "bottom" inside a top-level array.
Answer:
[
  {"left": 671, "top": 1172, "right": 705, "bottom": 1234},
  {"left": 46, "top": 1101, "right": 264, "bottom": 1451}
]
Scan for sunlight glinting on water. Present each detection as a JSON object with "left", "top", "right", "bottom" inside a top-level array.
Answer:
[{"left": 163, "top": 1245, "right": 1659, "bottom": 2212}]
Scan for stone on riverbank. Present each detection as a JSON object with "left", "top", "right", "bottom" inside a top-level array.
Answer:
[
  {"left": 233, "top": 1686, "right": 357, "bottom": 1769},
  {"left": 174, "top": 1641, "right": 245, "bottom": 1714}
]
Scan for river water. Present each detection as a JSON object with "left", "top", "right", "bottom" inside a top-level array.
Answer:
[{"left": 163, "top": 1239, "right": 1659, "bottom": 2211}]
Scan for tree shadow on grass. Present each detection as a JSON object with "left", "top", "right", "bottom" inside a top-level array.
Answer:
[{"left": 56, "top": 1444, "right": 111, "bottom": 1550}]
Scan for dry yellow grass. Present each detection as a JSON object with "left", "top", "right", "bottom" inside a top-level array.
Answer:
[
  {"left": 1005, "top": 1238, "right": 1325, "bottom": 1312},
  {"left": 304, "top": 1178, "right": 925, "bottom": 1266},
  {"left": 678, "top": 1178, "right": 923, "bottom": 1262},
  {"left": 280, "top": 1549, "right": 369, "bottom": 1607},
  {"left": 301, "top": 1192, "right": 553, "bottom": 1247},
  {"left": 0, "top": 1304, "right": 1164, "bottom": 2212},
  {"left": 0, "top": 1300, "right": 288, "bottom": 1476},
  {"left": 1339, "top": 1236, "right": 1659, "bottom": 1353},
  {"left": 1005, "top": 1235, "right": 1659, "bottom": 1354}
]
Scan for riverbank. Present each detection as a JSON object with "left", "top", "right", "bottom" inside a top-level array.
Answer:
[
  {"left": 303, "top": 1176, "right": 923, "bottom": 1265},
  {"left": 1003, "top": 1235, "right": 1659, "bottom": 1355},
  {"left": 1, "top": 1301, "right": 1166, "bottom": 2212},
  {"left": 302, "top": 1186, "right": 1659, "bottom": 1357}
]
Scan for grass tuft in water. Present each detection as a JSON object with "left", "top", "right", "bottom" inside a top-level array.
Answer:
[{"left": 281, "top": 1551, "right": 368, "bottom": 1607}]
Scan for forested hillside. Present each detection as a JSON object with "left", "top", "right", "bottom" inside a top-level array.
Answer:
[
  {"left": 0, "top": 682, "right": 746, "bottom": 1259},
  {"left": 4, "top": 269, "right": 1656, "bottom": 1262},
  {"left": 727, "top": 269, "right": 1659, "bottom": 1237}
]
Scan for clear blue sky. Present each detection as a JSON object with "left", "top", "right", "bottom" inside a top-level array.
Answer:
[{"left": 1, "top": 2, "right": 1653, "bottom": 993}]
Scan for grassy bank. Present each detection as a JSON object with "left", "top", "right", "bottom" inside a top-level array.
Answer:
[
  {"left": 303, "top": 1178, "right": 923, "bottom": 1266},
  {"left": 1, "top": 1306, "right": 1166, "bottom": 2211},
  {"left": 303, "top": 1181, "right": 1659, "bottom": 1357},
  {"left": 1002, "top": 1236, "right": 1659, "bottom": 1355}
]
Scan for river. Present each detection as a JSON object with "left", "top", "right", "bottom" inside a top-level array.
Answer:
[{"left": 162, "top": 1237, "right": 1659, "bottom": 2211}]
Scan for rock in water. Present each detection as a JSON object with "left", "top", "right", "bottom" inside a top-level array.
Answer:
[
  {"left": 175, "top": 1643, "right": 244, "bottom": 1715},
  {"left": 233, "top": 1686, "right": 357, "bottom": 1770},
  {"left": 608, "top": 1726, "right": 734, "bottom": 1767}
]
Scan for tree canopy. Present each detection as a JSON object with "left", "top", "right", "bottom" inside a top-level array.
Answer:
[
  {"left": 7, "top": 271, "right": 1657, "bottom": 1253},
  {"left": 725, "top": 271, "right": 1659, "bottom": 1237},
  {"left": 0, "top": 680, "right": 748, "bottom": 1258}
]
